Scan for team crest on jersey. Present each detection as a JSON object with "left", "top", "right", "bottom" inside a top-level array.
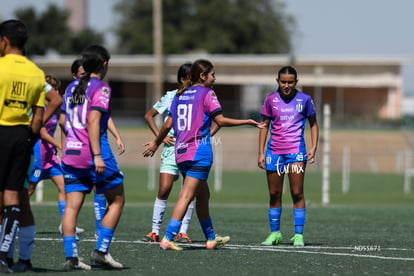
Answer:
[
  {"left": 101, "top": 87, "right": 110, "bottom": 95},
  {"left": 296, "top": 103, "right": 303, "bottom": 112},
  {"left": 209, "top": 91, "right": 217, "bottom": 98}
]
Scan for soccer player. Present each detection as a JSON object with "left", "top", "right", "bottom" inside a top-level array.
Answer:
[
  {"left": 258, "top": 65, "right": 319, "bottom": 247},
  {"left": 7, "top": 75, "right": 65, "bottom": 272},
  {"left": 70, "top": 59, "right": 125, "bottom": 239},
  {"left": 143, "top": 59, "right": 264, "bottom": 250},
  {"left": 60, "top": 45, "right": 124, "bottom": 270},
  {"left": 0, "top": 19, "right": 45, "bottom": 273},
  {"left": 142, "top": 63, "right": 195, "bottom": 243}
]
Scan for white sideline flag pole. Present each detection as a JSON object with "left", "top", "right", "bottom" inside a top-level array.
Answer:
[
  {"left": 342, "top": 146, "right": 350, "bottom": 194},
  {"left": 322, "top": 104, "right": 330, "bottom": 205}
]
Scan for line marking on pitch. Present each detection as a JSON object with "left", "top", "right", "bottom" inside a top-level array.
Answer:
[{"left": 35, "top": 237, "right": 414, "bottom": 261}]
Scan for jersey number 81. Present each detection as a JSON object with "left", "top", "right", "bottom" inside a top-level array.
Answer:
[{"left": 177, "top": 103, "right": 193, "bottom": 131}]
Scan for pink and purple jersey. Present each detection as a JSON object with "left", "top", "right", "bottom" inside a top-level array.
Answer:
[
  {"left": 61, "top": 78, "right": 111, "bottom": 168},
  {"left": 169, "top": 86, "right": 222, "bottom": 164},
  {"left": 39, "top": 111, "right": 59, "bottom": 169},
  {"left": 261, "top": 90, "right": 316, "bottom": 155}
]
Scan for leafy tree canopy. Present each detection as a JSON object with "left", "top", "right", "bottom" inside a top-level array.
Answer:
[
  {"left": 11, "top": 4, "right": 104, "bottom": 56},
  {"left": 114, "top": 0, "right": 295, "bottom": 54}
]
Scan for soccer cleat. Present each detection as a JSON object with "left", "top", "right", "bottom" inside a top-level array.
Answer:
[
  {"left": 175, "top": 233, "right": 192, "bottom": 243},
  {"left": 11, "top": 259, "right": 32, "bottom": 272},
  {"left": 142, "top": 231, "right": 159, "bottom": 242},
  {"left": 206, "top": 235, "right": 230, "bottom": 249},
  {"left": 159, "top": 237, "right": 183, "bottom": 251},
  {"left": 0, "top": 259, "right": 12, "bottom": 273},
  {"left": 63, "top": 257, "right": 91, "bottom": 271},
  {"left": 290, "top": 234, "right": 304, "bottom": 246},
  {"left": 58, "top": 224, "right": 85, "bottom": 235},
  {"left": 261, "top": 231, "right": 283, "bottom": 246},
  {"left": 90, "top": 250, "right": 123, "bottom": 269}
]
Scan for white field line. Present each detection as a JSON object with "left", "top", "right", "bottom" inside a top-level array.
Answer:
[{"left": 35, "top": 237, "right": 414, "bottom": 261}]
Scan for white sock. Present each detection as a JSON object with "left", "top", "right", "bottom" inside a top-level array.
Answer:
[
  {"left": 152, "top": 198, "right": 167, "bottom": 235},
  {"left": 179, "top": 199, "right": 195, "bottom": 234}
]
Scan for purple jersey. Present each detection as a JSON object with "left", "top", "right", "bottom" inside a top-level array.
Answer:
[
  {"left": 40, "top": 111, "right": 59, "bottom": 169},
  {"left": 261, "top": 90, "right": 316, "bottom": 155},
  {"left": 170, "top": 86, "right": 222, "bottom": 164},
  {"left": 61, "top": 78, "right": 111, "bottom": 168}
]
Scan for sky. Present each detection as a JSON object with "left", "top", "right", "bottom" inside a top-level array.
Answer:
[{"left": 1, "top": 0, "right": 414, "bottom": 92}]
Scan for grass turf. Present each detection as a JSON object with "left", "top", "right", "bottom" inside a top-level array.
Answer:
[{"left": 20, "top": 168, "right": 414, "bottom": 275}]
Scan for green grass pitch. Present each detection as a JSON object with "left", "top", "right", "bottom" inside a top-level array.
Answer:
[{"left": 18, "top": 168, "right": 414, "bottom": 275}]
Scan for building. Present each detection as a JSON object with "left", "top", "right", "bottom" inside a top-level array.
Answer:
[{"left": 33, "top": 54, "right": 409, "bottom": 123}]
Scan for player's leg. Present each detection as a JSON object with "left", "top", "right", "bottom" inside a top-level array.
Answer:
[
  {"left": 10, "top": 188, "right": 34, "bottom": 272},
  {"left": 288, "top": 161, "right": 306, "bottom": 246},
  {"left": 91, "top": 158, "right": 124, "bottom": 269},
  {"left": 262, "top": 153, "right": 285, "bottom": 246},
  {"left": 142, "top": 172, "right": 175, "bottom": 242}
]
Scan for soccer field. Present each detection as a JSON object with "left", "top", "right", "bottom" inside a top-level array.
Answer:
[{"left": 22, "top": 169, "right": 414, "bottom": 275}]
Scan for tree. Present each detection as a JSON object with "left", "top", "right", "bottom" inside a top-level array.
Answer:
[
  {"left": 13, "top": 4, "right": 104, "bottom": 56},
  {"left": 114, "top": 0, "right": 295, "bottom": 54}
]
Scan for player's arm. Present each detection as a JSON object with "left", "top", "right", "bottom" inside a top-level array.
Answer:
[
  {"left": 143, "top": 116, "right": 172, "bottom": 157},
  {"left": 258, "top": 118, "right": 270, "bottom": 169},
  {"left": 144, "top": 107, "right": 174, "bottom": 146},
  {"left": 43, "top": 88, "right": 62, "bottom": 124},
  {"left": 306, "top": 116, "right": 319, "bottom": 163},
  {"left": 108, "top": 117, "right": 125, "bottom": 155},
  {"left": 89, "top": 109, "right": 105, "bottom": 174},
  {"left": 58, "top": 113, "right": 67, "bottom": 150},
  {"left": 40, "top": 127, "right": 62, "bottom": 150}
]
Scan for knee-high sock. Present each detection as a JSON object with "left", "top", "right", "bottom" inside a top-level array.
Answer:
[
  {"left": 0, "top": 206, "right": 20, "bottom": 260},
  {"left": 268, "top": 207, "right": 282, "bottom": 232},
  {"left": 151, "top": 198, "right": 167, "bottom": 235},
  {"left": 164, "top": 219, "right": 181, "bottom": 241},
  {"left": 95, "top": 226, "right": 114, "bottom": 253},
  {"left": 293, "top": 208, "right": 306, "bottom": 234},
  {"left": 199, "top": 218, "right": 215, "bottom": 240},
  {"left": 179, "top": 199, "right": 195, "bottom": 234},
  {"left": 94, "top": 193, "right": 106, "bottom": 236}
]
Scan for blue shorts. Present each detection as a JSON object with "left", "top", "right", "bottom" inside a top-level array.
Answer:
[
  {"left": 178, "top": 158, "right": 212, "bottom": 181},
  {"left": 29, "top": 162, "right": 63, "bottom": 184},
  {"left": 265, "top": 151, "right": 307, "bottom": 172},
  {"left": 160, "top": 145, "right": 179, "bottom": 176},
  {"left": 62, "top": 156, "right": 124, "bottom": 194}
]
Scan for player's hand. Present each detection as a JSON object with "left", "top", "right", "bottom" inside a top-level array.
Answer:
[
  {"left": 117, "top": 138, "right": 126, "bottom": 155},
  {"left": 306, "top": 150, "right": 316, "bottom": 164},
  {"left": 258, "top": 154, "right": 265, "bottom": 169},
  {"left": 94, "top": 155, "right": 106, "bottom": 175},
  {"left": 143, "top": 141, "right": 158, "bottom": 157},
  {"left": 163, "top": 136, "right": 175, "bottom": 146}
]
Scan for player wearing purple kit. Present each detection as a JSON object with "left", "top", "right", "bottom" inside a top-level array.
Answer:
[
  {"left": 143, "top": 59, "right": 264, "bottom": 251},
  {"left": 60, "top": 45, "right": 124, "bottom": 270},
  {"left": 258, "top": 66, "right": 319, "bottom": 247}
]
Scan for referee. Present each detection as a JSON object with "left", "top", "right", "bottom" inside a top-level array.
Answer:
[{"left": 0, "top": 19, "right": 45, "bottom": 273}]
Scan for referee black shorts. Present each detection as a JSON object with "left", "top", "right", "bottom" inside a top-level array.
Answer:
[{"left": 0, "top": 125, "right": 32, "bottom": 191}]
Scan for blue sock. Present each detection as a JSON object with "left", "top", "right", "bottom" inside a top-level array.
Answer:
[
  {"left": 94, "top": 193, "right": 106, "bottom": 236},
  {"left": 199, "top": 218, "right": 215, "bottom": 240},
  {"left": 58, "top": 200, "right": 66, "bottom": 220},
  {"left": 95, "top": 226, "right": 114, "bottom": 253},
  {"left": 269, "top": 207, "right": 282, "bottom": 232},
  {"left": 63, "top": 236, "right": 78, "bottom": 258},
  {"left": 165, "top": 219, "right": 181, "bottom": 241},
  {"left": 293, "top": 208, "right": 306, "bottom": 234},
  {"left": 18, "top": 225, "right": 35, "bottom": 261}
]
